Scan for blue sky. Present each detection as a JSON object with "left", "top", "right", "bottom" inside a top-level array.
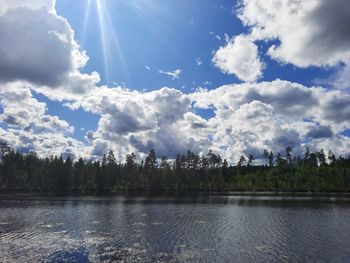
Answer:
[
  {"left": 55, "top": 0, "right": 331, "bottom": 89},
  {"left": 0, "top": 0, "right": 349, "bottom": 162},
  {"left": 56, "top": 0, "right": 243, "bottom": 88},
  {"left": 51, "top": 0, "right": 249, "bottom": 141}
]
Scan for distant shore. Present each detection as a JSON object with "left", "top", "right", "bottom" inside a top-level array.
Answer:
[
  {"left": 1, "top": 148, "right": 349, "bottom": 195},
  {"left": 2, "top": 190, "right": 350, "bottom": 197}
]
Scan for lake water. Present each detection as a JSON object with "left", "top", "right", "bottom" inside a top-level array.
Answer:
[{"left": 1, "top": 193, "right": 350, "bottom": 263}]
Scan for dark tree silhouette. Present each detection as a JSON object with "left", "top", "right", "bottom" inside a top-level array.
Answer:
[
  {"left": 237, "top": 155, "right": 246, "bottom": 167},
  {"left": 0, "top": 146, "right": 349, "bottom": 194}
]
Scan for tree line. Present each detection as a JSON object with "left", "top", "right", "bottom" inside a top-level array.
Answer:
[{"left": 0, "top": 147, "right": 349, "bottom": 194}]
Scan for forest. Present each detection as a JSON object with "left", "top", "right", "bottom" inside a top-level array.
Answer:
[{"left": 0, "top": 146, "right": 350, "bottom": 194}]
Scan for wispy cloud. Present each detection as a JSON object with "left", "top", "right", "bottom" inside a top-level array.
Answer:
[
  {"left": 210, "top": 32, "right": 222, "bottom": 41},
  {"left": 158, "top": 69, "right": 182, "bottom": 80},
  {"left": 196, "top": 57, "right": 203, "bottom": 66}
]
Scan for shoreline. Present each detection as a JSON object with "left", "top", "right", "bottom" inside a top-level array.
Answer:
[{"left": 2, "top": 190, "right": 350, "bottom": 198}]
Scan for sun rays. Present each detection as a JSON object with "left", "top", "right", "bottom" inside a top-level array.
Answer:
[
  {"left": 96, "top": 0, "right": 111, "bottom": 83},
  {"left": 80, "top": 0, "right": 92, "bottom": 45},
  {"left": 80, "top": 0, "right": 128, "bottom": 85},
  {"left": 78, "top": 0, "right": 172, "bottom": 85}
]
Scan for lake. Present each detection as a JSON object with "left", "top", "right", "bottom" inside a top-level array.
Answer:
[{"left": 0, "top": 193, "right": 350, "bottom": 262}]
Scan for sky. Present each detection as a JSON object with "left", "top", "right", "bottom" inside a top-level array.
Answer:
[{"left": 0, "top": 0, "right": 349, "bottom": 163}]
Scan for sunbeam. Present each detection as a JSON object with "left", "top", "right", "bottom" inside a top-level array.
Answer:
[
  {"left": 85, "top": 0, "right": 177, "bottom": 85},
  {"left": 94, "top": 0, "right": 129, "bottom": 85},
  {"left": 102, "top": 0, "right": 128, "bottom": 81},
  {"left": 71, "top": 0, "right": 178, "bottom": 86},
  {"left": 96, "top": 0, "right": 111, "bottom": 84},
  {"left": 79, "top": 0, "right": 92, "bottom": 45}
]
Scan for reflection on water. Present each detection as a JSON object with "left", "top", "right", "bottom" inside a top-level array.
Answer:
[{"left": 1, "top": 193, "right": 350, "bottom": 262}]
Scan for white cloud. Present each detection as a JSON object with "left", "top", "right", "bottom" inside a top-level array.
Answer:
[
  {"left": 0, "top": 0, "right": 55, "bottom": 16},
  {"left": 209, "top": 32, "right": 222, "bottom": 41},
  {"left": 0, "top": 0, "right": 349, "bottom": 164},
  {"left": 213, "top": 34, "right": 263, "bottom": 82},
  {"left": 196, "top": 57, "right": 203, "bottom": 66},
  {"left": 319, "top": 65, "right": 350, "bottom": 91},
  {"left": 0, "top": 83, "right": 74, "bottom": 133},
  {"left": 158, "top": 69, "right": 182, "bottom": 80},
  {"left": 0, "top": 82, "right": 86, "bottom": 158},
  {"left": 237, "top": 0, "right": 350, "bottom": 68},
  {"left": 72, "top": 86, "right": 207, "bottom": 160},
  {"left": 213, "top": 0, "right": 350, "bottom": 86},
  {"left": 0, "top": 83, "right": 46, "bottom": 128},
  {"left": 0, "top": 127, "right": 87, "bottom": 159},
  {"left": 64, "top": 79, "right": 350, "bottom": 162},
  {"left": 191, "top": 79, "right": 350, "bottom": 162},
  {"left": 1, "top": 79, "right": 349, "bottom": 163},
  {"left": 0, "top": 0, "right": 99, "bottom": 100}
]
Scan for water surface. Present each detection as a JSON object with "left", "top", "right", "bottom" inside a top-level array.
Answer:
[{"left": 0, "top": 193, "right": 350, "bottom": 262}]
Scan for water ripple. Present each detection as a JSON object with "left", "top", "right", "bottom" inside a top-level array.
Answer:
[{"left": 1, "top": 194, "right": 350, "bottom": 262}]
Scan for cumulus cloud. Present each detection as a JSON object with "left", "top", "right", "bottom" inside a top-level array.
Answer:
[
  {"left": 0, "top": 83, "right": 46, "bottom": 128},
  {"left": 0, "top": 0, "right": 99, "bottom": 100},
  {"left": 0, "top": 82, "right": 86, "bottom": 158},
  {"left": 311, "top": 135, "right": 350, "bottom": 156},
  {"left": 213, "top": 0, "right": 350, "bottom": 85},
  {"left": 0, "top": 0, "right": 54, "bottom": 15},
  {"left": 191, "top": 79, "right": 350, "bottom": 161},
  {"left": 71, "top": 86, "right": 209, "bottom": 160},
  {"left": 64, "top": 79, "right": 350, "bottom": 162},
  {"left": 319, "top": 65, "right": 350, "bottom": 91},
  {"left": 213, "top": 34, "right": 263, "bottom": 82},
  {"left": 237, "top": 0, "right": 350, "bottom": 67},
  {"left": 304, "top": 124, "right": 333, "bottom": 140},
  {"left": 0, "top": 127, "right": 87, "bottom": 158},
  {"left": 0, "top": 1, "right": 93, "bottom": 157},
  {"left": 0, "top": 0, "right": 349, "bottom": 164},
  {"left": 1, "top": 79, "right": 349, "bottom": 163},
  {"left": 0, "top": 83, "right": 74, "bottom": 133}
]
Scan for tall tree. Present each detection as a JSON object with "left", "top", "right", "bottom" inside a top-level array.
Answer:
[
  {"left": 286, "top": 146, "right": 293, "bottom": 166},
  {"left": 263, "top": 149, "right": 269, "bottom": 166},
  {"left": 268, "top": 151, "right": 274, "bottom": 167},
  {"left": 328, "top": 150, "right": 336, "bottom": 166},
  {"left": 317, "top": 149, "right": 326, "bottom": 166},
  {"left": 237, "top": 155, "right": 246, "bottom": 167},
  {"left": 145, "top": 149, "right": 157, "bottom": 171},
  {"left": 247, "top": 154, "right": 254, "bottom": 167}
]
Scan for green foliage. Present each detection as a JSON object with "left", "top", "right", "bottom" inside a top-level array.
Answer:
[{"left": 0, "top": 148, "right": 349, "bottom": 194}]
